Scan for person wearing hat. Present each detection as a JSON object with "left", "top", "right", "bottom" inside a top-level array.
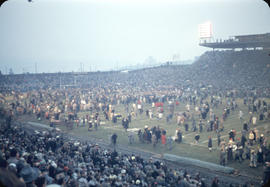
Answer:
[{"left": 19, "top": 165, "right": 40, "bottom": 187}]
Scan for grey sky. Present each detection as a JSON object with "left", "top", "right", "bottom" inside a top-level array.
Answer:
[{"left": 0, "top": 0, "right": 269, "bottom": 74}]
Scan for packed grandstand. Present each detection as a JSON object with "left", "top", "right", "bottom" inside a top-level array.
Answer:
[{"left": 1, "top": 46, "right": 270, "bottom": 187}]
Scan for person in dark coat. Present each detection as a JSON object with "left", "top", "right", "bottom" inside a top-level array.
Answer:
[
  {"left": 227, "top": 144, "right": 233, "bottom": 161},
  {"left": 208, "top": 136, "right": 213, "bottom": 152},
  {"left": 184, "top": 123, "right": 189, "bottom": 132},
  {"left": 194, "top": 134, "right": 200, "bottom": 144},
  {"left": 220, "top": 148, "right": 226, "bottom": 166},
  {"left": 257, "top": 148, "right": 264, "bottom": 164},
  {"left": 199, "top": 120, "right": 203, "bottom": 133},
  {"left": 241, "top": 134, "right": 247, "bottom": 148},
  {"left": 156, "top": 127, "right": 161, "bottom": 142},
  {"left": 176, "top": 129, "right": 182, "bottom": 143},
  {"left": 243, "top": 122, "right": 248, "bottom": 131},
  {"left": 217, "top": 131, "right": 221, "bottom": 146},
  {"left": 112, "top": 115, "right": 117, "bottom": 123},
  {"left": 122, "top": 118, "right": 129, "bottom": 131},
  {"left": 229, "top": 130, "right": 235, "bottom": 141},
  {"left": 259, "top": 134, "right": 265, "bottom": 146},
  {"left": 88, "top": 121, "right": 93, "bottom": 131},
  {"left": 128, "top": 113, "right": 131, "bottom": 123},
  {"left": 259, "top": 113, "right": 264, "bottom": 120},
  {"left": 111, "top": 133, "right": 118, "bottom": 151}
]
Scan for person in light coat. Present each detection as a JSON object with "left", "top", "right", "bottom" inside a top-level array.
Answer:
[{"left": 250, "top": 149, "right": 257, "bottom": 168}]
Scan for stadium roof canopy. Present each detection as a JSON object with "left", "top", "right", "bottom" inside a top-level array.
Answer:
[{"left": 199, "top": 33, "right": 270, "bottom": 49}]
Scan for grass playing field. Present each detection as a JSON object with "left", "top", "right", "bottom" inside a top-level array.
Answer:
[{"left": 15, "top": 97, "right": 270, "bottom": 179}]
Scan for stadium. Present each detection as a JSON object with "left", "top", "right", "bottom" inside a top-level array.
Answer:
[{"left": 1, "top": 1, "right": 270, "bottom": 187}]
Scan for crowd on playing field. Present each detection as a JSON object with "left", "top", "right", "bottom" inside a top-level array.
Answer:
[
  {"left": 1, "top": 104, "right": 270, "bottom": 186},
  {"left": 2, "top": 77, "right": 270, "bottom": 186}
]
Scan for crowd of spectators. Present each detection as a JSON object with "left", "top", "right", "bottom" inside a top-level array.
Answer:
[
  {"left": 192, "top": 49, "right": 270, "bottom": 90},
  {"left": 0, "top": 49, "right": 270, "bottom": 95},
  {"left": 1, "top": 49, "right": 270, "bottom": 186}
]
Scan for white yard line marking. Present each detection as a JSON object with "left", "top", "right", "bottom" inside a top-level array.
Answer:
[
  {"left": 102, "top": 126, "right": 125, "bottom": 132},
  {"left": 183, "top": 142, "right": 209, "bottom": 148}
]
